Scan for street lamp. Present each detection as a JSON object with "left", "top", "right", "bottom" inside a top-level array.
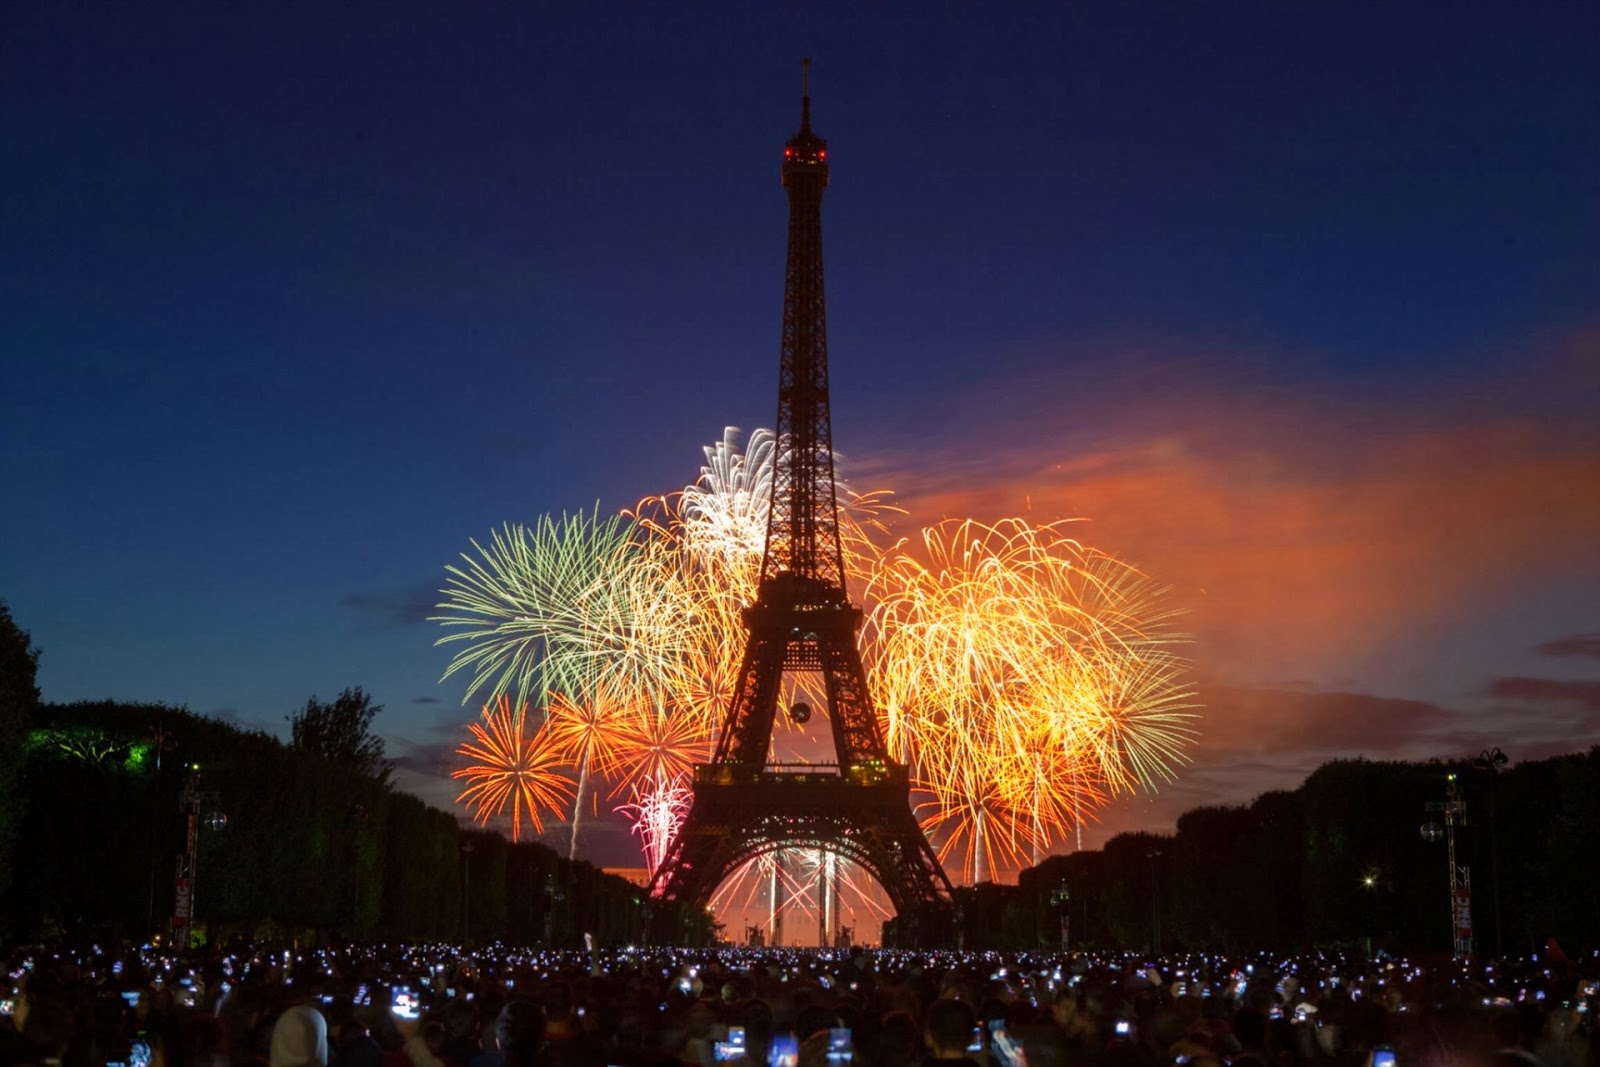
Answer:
[
  {"left": 1423, "top": 773, "right": 1471, "bottom": 958},
  {"left": 172, "top": 764, "right": 225, "bottom": 949},
  {"left": 1360, "top": 866, "right": 1382, "bottom": 958},
  {"left": 1049, "top": 878, "right": 1071, "bottom": 952}
]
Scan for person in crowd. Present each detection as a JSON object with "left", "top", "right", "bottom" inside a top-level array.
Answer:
[
  {"left": 921, "top": 998, "right": 983, "bottom": 1066},
  {"left": 270, "top": 1003, "right": 329, "bottom": 1067}
]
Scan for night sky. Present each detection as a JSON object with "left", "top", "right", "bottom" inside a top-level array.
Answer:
[{"left": 4, "top": 4, "right": 1598, "bottom": 872}]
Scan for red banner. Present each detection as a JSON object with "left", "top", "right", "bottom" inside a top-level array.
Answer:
[{"left": 1453, "top": 888, "right": 1472, "bottom": 938}]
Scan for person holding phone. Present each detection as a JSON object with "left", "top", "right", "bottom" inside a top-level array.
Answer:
[{"left": 921, "top": 999, "right": 983, "bottom": 1065}]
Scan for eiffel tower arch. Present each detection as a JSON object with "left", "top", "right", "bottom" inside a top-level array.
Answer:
[{"left": 647, "top": 64, "right": 953, "bottom": 944}]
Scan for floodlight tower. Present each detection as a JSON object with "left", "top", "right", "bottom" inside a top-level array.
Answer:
[{"left": 1424, "top": 773, "right": 1472, "bottom": 958}]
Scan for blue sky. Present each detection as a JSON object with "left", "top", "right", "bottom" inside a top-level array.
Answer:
[{"left": 3, "top": 3, "right": 1597, "bottom": 871}]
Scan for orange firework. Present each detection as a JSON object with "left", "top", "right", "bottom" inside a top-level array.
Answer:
[
  {"left": 864, "top": 518, "right": 1197, "bottom": 881},
  {"left": 440, "top": 432, "right": 1198, "bottom": 896},
  {"left": 604, "top": 706, "right": 711, "bottom": 795},
  {"left": 543, "top": 683, "right": 644, "bottom": 857},
  {"left": 452, "top": 696, "right": 576, "bottom": 843}
]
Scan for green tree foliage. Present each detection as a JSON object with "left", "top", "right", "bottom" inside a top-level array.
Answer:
[
  {"left": 288, "top": 686, "right": 393, "bottom": 787},
  {"left": 0, "top": 599, "right": 41, "bottom": 900},
  {"left": 955, "top": 751, "right": 1597, "bottom": 954},
  {"left": 1510, "top": 751, "right": 1600, "bottom": 953},
  {"left": 1, "top": 699, "right": 671, "bottom": 946}
]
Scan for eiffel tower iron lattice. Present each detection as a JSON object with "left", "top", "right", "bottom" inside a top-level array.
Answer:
[{"left": 647, "top": 64, "right": 953, "bottom": 942}]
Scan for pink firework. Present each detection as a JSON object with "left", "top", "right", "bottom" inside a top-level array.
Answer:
[{"left": 617, "top": 775, "right": 692, "bottom": 874}]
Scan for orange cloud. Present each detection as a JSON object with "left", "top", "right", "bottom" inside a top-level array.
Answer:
[{"left": 873, "top": 329, "right": 1600, "bottom": 688}]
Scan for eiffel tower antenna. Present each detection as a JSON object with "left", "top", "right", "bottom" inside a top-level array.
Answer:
[{"left": 647, "top": 66, "right": 952, "bottom": 945}]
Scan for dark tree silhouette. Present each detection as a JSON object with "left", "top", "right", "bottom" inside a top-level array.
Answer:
[
  {"left": 0, "top": 599, "right": 41, "bottom": 895},
  {"left": 288, "top": 686, "right": 393, "bottom": 787}
]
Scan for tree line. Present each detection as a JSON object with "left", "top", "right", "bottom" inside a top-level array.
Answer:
[
  {"left": 942, "top": 750, "right": 1600, "bottom": 955},
  {"left": 4, "top": 599, "right": 1596, "bottom": 953},
  {"left": 0, "top": 600, "right": 705, "bottom": 946}
]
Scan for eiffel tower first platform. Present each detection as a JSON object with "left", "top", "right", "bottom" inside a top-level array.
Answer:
[{"left": 646, "top": 64, "right": 954, "bottom": 945}]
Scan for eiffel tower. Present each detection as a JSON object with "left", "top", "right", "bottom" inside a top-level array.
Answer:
[{"left": 647, "top": 63, "right": 953, "bottom": 943}]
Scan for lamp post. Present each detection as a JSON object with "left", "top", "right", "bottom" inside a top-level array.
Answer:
[
  {"left": 1049, "top": 878, "right": 1071, "bottom": 952},
  {"left": 171, "top": 765, "right": 225, "bottom": 949},
  {"left": 144, "top": 719, "right": 177, "bottom": 934},
  {"left": 1423, "top": 773, "right": 1471, "bottom": 958},
  {"left": 1360, "top": 867, "right": 1382, "bottom": 959}
]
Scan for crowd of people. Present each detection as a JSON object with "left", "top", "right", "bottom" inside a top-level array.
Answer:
[{"left": 1, "top": 940, "right": 1594, "bottom": 1067}]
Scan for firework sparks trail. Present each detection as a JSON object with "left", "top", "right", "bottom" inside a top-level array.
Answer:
[
  {"left": 864, "top": 518, "right": 1197, "bottom": 882},
  {"left": 452, "top": 697, "right": 576, "bottom": 843},
  {"left": 709, "top": 850, "right": 780, "bottom": 923},
  {"left": 543, "top": 683, "right": 645, "bottom": 859},
  {"left": 438, "top": 434, "right": 1197, "bottom": 894},
  {"left": 632, "top": 428, "right": 900, "bottom": 740},
  {"left": 435, "top": 507, "right": 703, "bottom": 844},
  {"left": 616, "top": 775, "right": 693, "bottom": 874},
  {"left": 793, "top": 847, "right": 895, "bottom": 928},
  {"left": 604, "top": 706, "right": 711, "bottom": 795},
  {"left": 432, "top": 509, "right": 649, "bottom": 712}
]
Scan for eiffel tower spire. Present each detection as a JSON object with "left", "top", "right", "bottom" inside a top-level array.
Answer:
[{"left": 765, "top": 55, "right": 843, "bottom": 593}]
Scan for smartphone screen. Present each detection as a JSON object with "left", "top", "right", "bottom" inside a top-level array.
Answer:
[
  {"left": 768, "top": 1032, "right": 798, "bottom": 1067},
  {"left": 989, "top": 1020, "right": 1022, "bottom": 1067},
  {"left": 827, "top": 1027, "right": 852, "bottom": 1063},
  {"left": 1373, "top": 1048, "right": 1397, "bottom": 1067},
  {"left": 391, "top": 989, "right": 419, "bottom": 1019}
]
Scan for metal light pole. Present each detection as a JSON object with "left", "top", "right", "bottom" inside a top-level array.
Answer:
[
  {"left": 1360, "top": 867, "right": 1381, "bottom": 959},
  {"left": 1423, "top": 773, "right": 1471, "bottom": 958},
  {"left": 543, "top": 874, "right": 558, "bottom": 945},
  {"left": 1049, "top": 878, "right": 1071, "bottom": 952},
  {"left": 171, "top": 765, "right": 224, "bottom": 949},
  {"left": 145, "top": 719, "right": 176, "bottom": 935}
]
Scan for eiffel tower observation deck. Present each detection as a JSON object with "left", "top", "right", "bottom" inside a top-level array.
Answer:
[{"left": 646, "top": 63, "right": 953, "bottom": 945}]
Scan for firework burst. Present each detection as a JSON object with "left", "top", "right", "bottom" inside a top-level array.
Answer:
[
  {"left": 432, "top": 509, "right": 644, "bottom": 711},
  {"left": 616, "top": 775, "right": 694, "bottom": 874},
  {"left": 452, "top": 696, "right": 577, "bottom": 843},
  {"left": 864, "top": 517, "right": 1197, "bottom": 879},
  {"left": 438, "top": 432, "right": 1197, "bottom": 896}
]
